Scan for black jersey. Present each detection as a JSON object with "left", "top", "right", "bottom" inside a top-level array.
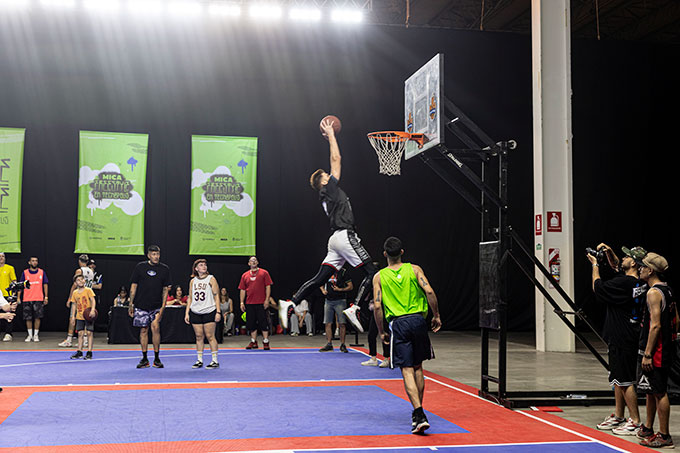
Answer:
[
  {"left": 593, "top": 274, "right": 645, "bottom": 348},
  {"left": 319, "top": 175, "right": 355, "bottom": 231},
  {"left": 639, "top": 283, "right": 677, "bottom": 368},
  {"left": 325, "top": 267, "right": 351, "bottom": 300}
]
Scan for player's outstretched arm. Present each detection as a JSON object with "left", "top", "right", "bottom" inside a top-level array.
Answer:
[
  {"left": 413, "top": 265, "right": 441, "bottom": 332},
  {"left": 321, "top": 119, "right": 341, "bottom": 181}
]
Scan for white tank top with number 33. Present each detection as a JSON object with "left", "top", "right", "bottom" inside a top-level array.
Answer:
[{"left": 191, "top": 275, "right": 215, "bottom": 315}]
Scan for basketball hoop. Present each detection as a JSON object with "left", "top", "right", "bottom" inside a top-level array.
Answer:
[{"left": 367, "top": 131, "right": 425, "bottom": 176}]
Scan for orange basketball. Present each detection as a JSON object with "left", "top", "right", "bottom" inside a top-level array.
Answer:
[
  {"left": 83, "top": 307, "right": 98, "bottom": 322},
  {"left": 320, "top": 115, "right": 341, "bottom": 138}
]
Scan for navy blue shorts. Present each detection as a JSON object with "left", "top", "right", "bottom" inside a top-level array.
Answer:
[{"left": 389, "top": 314, "right": 434, "bottom": 369}]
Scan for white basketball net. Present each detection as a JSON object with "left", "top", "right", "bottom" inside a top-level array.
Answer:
[{"left": 367, "top": 132, "right": 410, "bottom": 176}]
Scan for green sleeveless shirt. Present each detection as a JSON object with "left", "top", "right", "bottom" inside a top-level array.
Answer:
[{"left": 379, "top": 263, "right": 428, "bottom": 322}]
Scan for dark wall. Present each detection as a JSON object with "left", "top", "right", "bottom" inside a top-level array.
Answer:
[{"left": 0, "top": 9, "right": 677, "bottom": 334}]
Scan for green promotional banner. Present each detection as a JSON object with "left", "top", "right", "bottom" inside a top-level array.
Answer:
[
  {"left": 0, "top": 127, "right": 25, "bottom": 253},
  {"left": 190, "top": 135, "right": 257, "bottom": 256},
  {"left": 75, "top": 131, "right": 148, "bottom": 255}
]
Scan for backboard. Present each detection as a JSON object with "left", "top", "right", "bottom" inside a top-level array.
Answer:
[{"left": 404, "top": 53, "right": 443, "bottom": 160}]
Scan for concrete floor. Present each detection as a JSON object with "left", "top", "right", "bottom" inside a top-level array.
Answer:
[{"left": 2, "top": 329, "right": 676, "bottom": 447}]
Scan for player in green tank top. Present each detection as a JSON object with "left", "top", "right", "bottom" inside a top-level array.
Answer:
[{"left": 373, "top": 236, "right": 441, "bottom": 434}]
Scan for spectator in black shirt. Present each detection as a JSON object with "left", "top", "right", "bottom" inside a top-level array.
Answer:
[
  {"left": 319, "top": 267, "right": 352, "bottom": 352},
  {"left": 290, "top": 118, "right": 376, "bottom": 334},
  {"left": 128, "top": 245, "right": 172, "bottom": 369},
  {"left": 589, "top": 243, "right": 647, "bottom": 435}
]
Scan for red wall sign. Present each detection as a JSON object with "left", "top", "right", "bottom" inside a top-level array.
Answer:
[
  {"left": 547, "top": 211, "right": 562, "bottom": 232},
  {"left": 535, "top": 214, "right": 542, "bottom": 236}
]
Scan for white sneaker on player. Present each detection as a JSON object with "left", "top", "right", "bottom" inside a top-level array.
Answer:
[
  {"left": 33, "top": 333, "right": 40, "bottom": 342},
  {"left": 379, "top": 357, "right": 391, "bottom": 368},
  {"left": 2, "top": 334, "right": 12, "bottom": 342},
  {"left": 278, "top": 300, "right": 294, "bottom": 330},
  {"left": 343, "top": 304, "right": 364, "bottom": 333},
  {"left": 25, "top": 334, "right": 32, "bottom": 342},
  {"left": 361, "top": 357, "right": 379, "bottom": 366},
  {"left": 58, "top": 338, "right": 72, "bottom": 347}
]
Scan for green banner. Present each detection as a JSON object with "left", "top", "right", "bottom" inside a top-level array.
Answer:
[
  {"left": 0, "top": 127, "right": 25, "bottom": 253},
  {"left": 190, "top": 135, "right": 257, "bottom": 256},
  {"left": 75, "top": 131, "right": 148, "bottom": 255}
]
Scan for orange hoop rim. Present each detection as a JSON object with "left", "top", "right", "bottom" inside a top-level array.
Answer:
[{"left": 367, "top": 131, "right": 425, "bottom": 148}]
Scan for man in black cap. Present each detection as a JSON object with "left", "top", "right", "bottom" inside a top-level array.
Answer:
[
  {"left": 637, "top": 252, "right": 675, "bottom": 448},
  {"left": 588, "top": 244, "right": 647, "bottom": 435}
]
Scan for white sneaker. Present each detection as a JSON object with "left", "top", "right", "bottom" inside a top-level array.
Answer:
[
  {"left": 33, "top": 334, "right": 40, "bottom": 342},
  {"left": 25, "top": 335, "right": 32, "bottom": 342},
  {"left": 278, "top": 300, "right": 294, "bottom": 330},
  {"left": 612, "top": 418, "right": 641, "bottom": 436},
  {"left": 379, "top": 358, "right": 391, "bottom": 368},
  {"left": 596, "top": 413, "right": 625, "bottom": 430},
  {"left": 2, "top": 333, "right": 12, "bottom": 342},
  {"left": 342, "top": 304, "right": 364, "bottom": 333},
  {"left": 307, "top": 332, "right": 314, "bottom": 336},
  {"left": 361, "top": 357, "right": 379, "bottom": 366},
  {"left": 58, "top": 338, "right": 72, "bottom": 347}
]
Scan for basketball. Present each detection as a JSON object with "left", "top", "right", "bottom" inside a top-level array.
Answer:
[
  {"left": 83, "top": 307, "right": 98, "bottom": 322},
  {"left": 320, "top": 115, "right": 341, "bottom": 138}
]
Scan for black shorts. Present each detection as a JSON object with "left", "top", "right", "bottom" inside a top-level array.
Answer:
[
  {"left": 245, "top": 304, "right": 269, "bottom": 333},
  {"left": 75, "top": 319, "right": 94, "bottom": 332},
  {"left": 389, "top": 314, "right": 434, "bottom": 369},
  {"left": 608, "top": 344, "right": 638, "bottom": 386},
  {"left": 189, "top": 310, "right": 217, "bottom": 325},
  {"left": 637, "top": 360, "right": 670, "bottom": 395},
  {"left": 22, "top": 301, "right": 44, "bottom": 320}
]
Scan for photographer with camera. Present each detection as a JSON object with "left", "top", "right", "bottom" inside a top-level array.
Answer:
[
  {"left": 0, "top": 290, "right": 17, "bottom": 394},
  {"left": 0, "top": 252, "right": 17, "bottom": 341},
  {"left": 589, "top": 243, "right": 647, "bottom": 435}
]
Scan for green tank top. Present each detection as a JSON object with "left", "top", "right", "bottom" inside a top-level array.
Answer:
[{"left": 379, "top": 263, "right": 428, "bottom": 322}]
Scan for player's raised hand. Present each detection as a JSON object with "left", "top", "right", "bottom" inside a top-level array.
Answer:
[{"left": 320, "top": 119, "right": 335, "bottom": 138}]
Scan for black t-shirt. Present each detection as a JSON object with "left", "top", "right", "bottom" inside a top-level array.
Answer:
[
  {"left": 325, "top": 268, "right": 351, "bottom": 301},
  {"left": 319, "top": 175, "right": 355, "bottom": 231},
  {"left": 593, "top": 274, "right": 645, "bottom": 348},
  {"left": 130, "top": 261, "right": 172, "bottom": 311}
]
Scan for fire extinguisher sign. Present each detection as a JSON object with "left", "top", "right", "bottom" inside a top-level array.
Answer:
[
  {"left": 535, "top": 214, "right": 542, "bottom": 236},
  {"left": 548, "top": 248, "right": 560, "bottom": 288}
]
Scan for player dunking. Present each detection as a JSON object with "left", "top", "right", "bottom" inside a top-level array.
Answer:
[{"left": 290, "top": 118, "right": 376, "bottom": 332}]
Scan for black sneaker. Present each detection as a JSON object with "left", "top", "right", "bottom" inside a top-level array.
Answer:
[
  {"left": 206, "top": 361, "right": 220, "bottom": 369},
  {"left": 637, "top": 424, "right": 655, "bottom": 440},
  {"left": 411, "top": 410, "right": 430, "bottom": 434},
  {"left": 84, "top": 351, "right": 93, "bottom": 360},
  {"left": 136, "top": 358, "right": 150, "bottom": 368},
  {"left": 152, "top": 359, "right": 164, "bottom": 368},
  {"left": 70, "top": 350, "right": 83, "bottom": 359},
  {"left": 319, "top": 343, "right": 333, "bottom": 352},
  {"left": 192, "top": 361, "right": 203, "bottom": 369},
  {"left": 340, "top": 344, "right": 348, "bottom": 353}
]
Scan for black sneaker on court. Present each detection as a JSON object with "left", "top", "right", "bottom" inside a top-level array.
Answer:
[
  {"left": 84, "top": 351, "right": 93, "bottom": 360},
  {"left": 70, "top": 350, "right": 83, "bottom": 360},
  {"left": 637, "top": 424, "right": 655, "bottom": 440},
  {"left": 206, "top": 361, "right": 220, "bottom": 369},
  {"left": 319, "top": 343, "right": 333, "bottom": 352},
  {"left": 136, "top": 358, "right": 150, "bottom": 368},
  {"left": 152, "top": 359, "right": 164, "bottom": 368},
  {"left": 411, "top": 410, "right": 430, "bottom": 434},
  {"left": 192, "top": 361, "right": 203, "bottom": 369},
  {"left": 340, "top": 344, "right": 348, "bottom": 353}
]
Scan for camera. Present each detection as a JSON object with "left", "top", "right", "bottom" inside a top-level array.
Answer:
[
  {"left": 586, "top": 247, "right": 608, "bottom": 266},
  {"left": 5, "top": 280, "right": 30, "bottom": 303}
]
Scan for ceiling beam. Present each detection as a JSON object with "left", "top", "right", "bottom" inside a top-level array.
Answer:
[
  {"left": 471, "top": 0, "right": 530, "bottom": 30},
  {"left": 571, "top": 0, "right": 632, "bottom": 33},
  {"left": 609, "top": 0, "right": 680, "bottom": 40}
]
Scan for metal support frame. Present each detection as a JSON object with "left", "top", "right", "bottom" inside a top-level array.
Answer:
[{"left": 418, "top": 96, "right": 610, "bottom": 408}]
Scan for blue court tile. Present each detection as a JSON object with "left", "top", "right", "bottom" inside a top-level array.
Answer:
[
  {"left": 0, "top": 349, "right": 401, "bottom": 386},
  {"left": 0, "top": 385, "right": 465, "bottom": 448}
]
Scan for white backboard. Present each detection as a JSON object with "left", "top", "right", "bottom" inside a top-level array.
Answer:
[{"left": 404, "top": 53, "right": 443, "bottom": 160}]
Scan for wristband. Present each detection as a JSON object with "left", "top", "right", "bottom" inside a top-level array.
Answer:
[
  {"left": 644, "top": 353, "right": 652, "bottom": 359},
  {"left": 592, "top": 264, "right": 599, "bottom": 268}
]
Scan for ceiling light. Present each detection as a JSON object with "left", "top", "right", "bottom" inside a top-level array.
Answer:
[{"left": 331, "top": 8, "right": 363, "bottom": 24}]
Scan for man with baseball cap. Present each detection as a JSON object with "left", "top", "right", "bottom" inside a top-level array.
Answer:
[
  {"left": 588, "top": 243, "right": 647, "bottom": 435},
  {"left": 636, "top": 252, "right": 675, "bottom": 448}
]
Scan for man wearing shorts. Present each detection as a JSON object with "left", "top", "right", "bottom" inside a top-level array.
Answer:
[
  {"left": 319, "top": 266, "right": 352, "bottom": 352},
  {"left": 239, "top": 256, "right": 273, "bottom": 350},
  {"left": 636, "top": 252, "right": 675, "bottom": 448},
  {"left": 290, "top": 118, "right": 376, "bottom": 333},
  {"left": 128, "top": 245, "right": 172, "bottom": 369},
  {"left": 18, "top": 256, "right": 49, "bottom": 342},
  {"left": 373, "top": 236, "right": 441, "bottom": 434}
]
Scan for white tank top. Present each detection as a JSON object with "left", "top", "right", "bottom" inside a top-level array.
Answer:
[
  {"left": 191, "top": 275, "right": 216, "bottom": 314},
  {"left": 80, "top": 266, "right": 94, "bottom": 288}
]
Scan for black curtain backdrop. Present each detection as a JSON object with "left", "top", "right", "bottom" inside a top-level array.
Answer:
[{"left": 0, "top": 10, "right": 678, "bottom": 334}]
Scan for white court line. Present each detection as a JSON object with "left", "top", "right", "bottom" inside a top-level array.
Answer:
[
  {"left": 0, "top": 350, "right": 324, "bottom": 368},
  {"left": 211, "top": 440, "right": 608, "bottom": 453}
]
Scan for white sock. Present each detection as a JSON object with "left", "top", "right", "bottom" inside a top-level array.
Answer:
[
  {"left": 263, "top": 338, "right": 269, "bottom": 343},
  {"left": 212, "top": 352, "right": 218, "bottom": 363},
  {"left": 34, "top": 330, "right": 39, "bottom": 335},
  {"left": 197, "top": 351, "right": 203, "bottom": 362},
  {"left": 26, "top": 331, "right": 33, "bottom": 338}
]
